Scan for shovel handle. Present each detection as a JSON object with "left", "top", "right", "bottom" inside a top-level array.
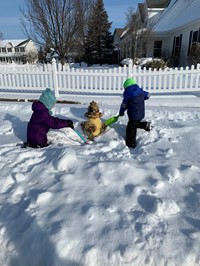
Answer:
[
  {"left": 74, "top": 129, "right": 89, "bottom": 144},
  {"left": 105, "top": 115, "right": 120, "bottom": 126}
]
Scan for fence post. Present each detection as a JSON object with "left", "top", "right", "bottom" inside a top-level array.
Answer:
[
  {"left": 127, "top": 59, "right": 133, "bottom": 78},
  {"left": 51, "top": 58, "right": 59, "bottom": 98}
]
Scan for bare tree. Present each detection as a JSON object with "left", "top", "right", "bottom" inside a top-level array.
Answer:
[
  {"left": 124, "top": 7, "right": 152, "bottom": 62},
  {"left": 124, "top": 7, "right": 139, "bottom": 61},
  {"left": 20, "top": 0, "right": 94, "bottom": 64}
]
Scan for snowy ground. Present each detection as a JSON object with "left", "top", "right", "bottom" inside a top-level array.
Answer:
[{"left": 0, "top": 93, "right": 200, "bottom": 266}]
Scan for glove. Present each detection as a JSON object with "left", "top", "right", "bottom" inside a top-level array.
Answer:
[
  {"left": 119, "top": 112, "right": 124, "bottom": 117},
  {"left": 66, "top": 120, "right": 74, "bottom": 129}
]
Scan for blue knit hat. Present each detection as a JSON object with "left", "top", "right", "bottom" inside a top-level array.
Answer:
[
  {"left": 123, "top": 78, "right": 136, "bottom": 89},
  {"left": 39, "top": 88, "right": 56, "bottom": 111}
]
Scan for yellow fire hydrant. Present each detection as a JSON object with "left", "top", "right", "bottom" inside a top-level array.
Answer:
[{"left": 81, "top": 101, "right": 106, "bottom": 140}]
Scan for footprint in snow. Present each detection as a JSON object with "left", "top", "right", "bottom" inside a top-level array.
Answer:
[
  {"left": 190, "top": 183, "right": 200, "bottom": 193},
  {"left": 138, "top": 194, "right": 180, "bottom": 217},
  {"left": 124, "top": 184, "right": 135, "bottom": 196},
  {"left": 157, "top": 165, "right": 181, "bottom": 183}
]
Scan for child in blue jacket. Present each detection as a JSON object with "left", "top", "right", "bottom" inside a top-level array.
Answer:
[{"left": 119, "top": 78, "right": 151, "bottom": 148}]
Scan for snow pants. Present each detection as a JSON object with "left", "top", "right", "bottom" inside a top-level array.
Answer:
[{"left": 126, "top": 120, "right": 149, "bottom": 148}]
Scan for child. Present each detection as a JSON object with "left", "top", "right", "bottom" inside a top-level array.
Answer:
[
  {"left": 119, "top": 78, "right": 151, "bottom": 148},
  {"left": 26, "top": 88, "right": 74, "bottom": 148}
]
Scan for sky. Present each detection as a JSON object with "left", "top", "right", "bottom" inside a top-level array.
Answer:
[
  {"left": 0, "top": 85, "right": 200, "bottom": 265},
  {"left": 0, "top": 0, "right": 139, "bottom": 39}
]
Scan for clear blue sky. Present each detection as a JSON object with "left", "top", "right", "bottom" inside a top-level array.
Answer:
[{"left": 0, "top": 0, "right": 139, "bottom": 39}]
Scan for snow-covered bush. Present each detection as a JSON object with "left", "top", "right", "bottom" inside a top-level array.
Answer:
[
  {"left": 120, "top": 58, "right": 133, "bottom": 66},
  {"left": 143, "top": 58, "right": 167, "bottom": 70},
  {"left": 136, "top": 57, "right": 153, "bottom": 67}
]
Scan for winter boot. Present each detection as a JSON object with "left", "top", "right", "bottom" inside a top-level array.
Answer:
[{"left": 145, "top": 122, "right": 152, "bottom": 131}]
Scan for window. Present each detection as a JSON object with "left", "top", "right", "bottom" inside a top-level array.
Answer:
[
  {"left": 153, "top": 41, "right": 162, "bottom": 57},
  {"left": 188, "top": 29, "right": 200, "bottom": 55},
  {"left": 15, "top": 48, "right": 20, "bottom": 52},
  {"left": 7, "top": 48, "right": 12, "bottom": 52},
  {"left": 2, "top": 48, "right": 6, "bottom": 53},
  {"left": 193, "top": 31, "right": 198, "bottom": 43},
  {"left": 20, "top": 47, "right": 25, "bottom": 52},
  {"left": 172, "top": 34, "right": 182, "bottom": 57}
]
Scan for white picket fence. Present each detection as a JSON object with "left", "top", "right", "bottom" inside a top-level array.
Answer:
[{"left": 0, "top": 59, "right": 200, "bottom": 97}]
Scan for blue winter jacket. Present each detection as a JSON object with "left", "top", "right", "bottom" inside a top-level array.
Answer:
[{"left": 119, "top": 84, "right": 150, "bottom": 121}]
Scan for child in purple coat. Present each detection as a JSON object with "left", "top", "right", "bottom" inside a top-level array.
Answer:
[{"left": 26, "top": 88, "right": 74, "bottom": 148}]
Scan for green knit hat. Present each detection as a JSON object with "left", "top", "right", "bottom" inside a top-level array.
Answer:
[{"left": 123, "top": 78, "right": 136, "bottom": 89}]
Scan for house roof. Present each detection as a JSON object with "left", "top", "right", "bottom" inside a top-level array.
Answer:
[
  {"left": 153, "top": 0, "right": 200, "bottom": 32},
  {"left": 0, "top": 39, "right": 30, "bottom": 48},
  {"left": 113, "top": 28, "right": 124, "bottom": 38},
  {"left": 120, "top": 28, "right": 129, "bottom": 39},
  {"left": 16, "top": 39, "right": 31, "bottom": 47},
  {"left": 146, "top": 0, "right": 170, "bottom": 8}
]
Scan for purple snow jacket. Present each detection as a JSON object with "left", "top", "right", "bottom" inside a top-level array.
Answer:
[{"left": 27, "top": 101, "right": 69, "bottom": 146}]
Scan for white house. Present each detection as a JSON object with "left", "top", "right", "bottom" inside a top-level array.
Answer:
[
  {"left": 113, "top": 0, "right": 170, "bottom": 63},
  {"left": 0, "top": 39, "right": 38, "bottom": 64},
  {"left": 114, "top": 0, "right": 200, "bottom": 66},
  {"left": 113, "top": 28, "right": 125, "bottom": 62},
  {"left": 150, "top": 0, "right": 200, "bottom": 66}
]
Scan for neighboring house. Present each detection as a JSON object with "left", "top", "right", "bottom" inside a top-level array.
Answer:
[
  {"left": 150, "top": 0, "right": 200, "bottom": 66},
  {"left": 114, "top": 0, "right": 200, "bottom": 66},
  {"left": 113, "top": 0, "right": 170, "bottom": 62},
  {"left": 113, "top": 28, "right": 125, "bottom": 62},
  {"left": 0, "top": 39, "right": 38, "bottom": 63}
]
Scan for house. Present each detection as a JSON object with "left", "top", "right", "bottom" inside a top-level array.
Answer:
[
  {"left": 113, "top": 28, "right": 125, "bottom": 62},
  {"left": 150, "top": 0, "right": 200, "bottom": 66},
  {"left": 114, "top": 0, "right": 200, "bottom": 66},
  {"left": 113, "top": 0, "right": 170, "bottom": 62},
  {"left": 0, "top": 39, "right": 38, "bottom": 63}
]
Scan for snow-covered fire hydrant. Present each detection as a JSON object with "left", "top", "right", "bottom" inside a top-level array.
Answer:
[{"left": 81, "top": 101, "right": 106, "bottom": 140}]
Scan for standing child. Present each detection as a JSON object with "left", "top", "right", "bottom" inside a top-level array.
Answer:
[
  {"left": 119, "top": 78, "right": 151, "bottom": 148},
  {"left": 26, "top": 88, "right": 74, "bottom": 148}
]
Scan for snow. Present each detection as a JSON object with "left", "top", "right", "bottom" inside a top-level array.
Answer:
[{"left": 1, "top": 92, "right": 200, "bottom": 266}]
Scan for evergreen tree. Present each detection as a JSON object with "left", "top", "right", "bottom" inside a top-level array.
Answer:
[{"left": 85, "top": 0, "right": 114, "bottom": 65}]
